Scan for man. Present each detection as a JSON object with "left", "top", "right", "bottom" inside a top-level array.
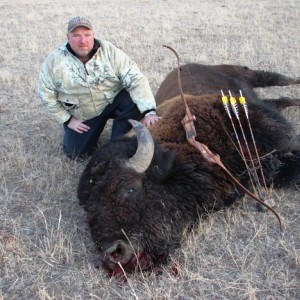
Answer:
[{"left": 38, "top": 16, "right": 160, "bottom": 159}]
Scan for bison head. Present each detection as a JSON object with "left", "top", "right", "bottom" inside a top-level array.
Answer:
[{"left": 77, "top": 120, "right": 185, "bottom": 276}]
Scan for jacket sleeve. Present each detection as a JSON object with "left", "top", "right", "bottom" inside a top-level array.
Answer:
[
  {"left": 38, "top": 55, "right": 71, "bottom": 124},
  {"left": 107, "top": 42, "right": 156, "bottom": 114}
]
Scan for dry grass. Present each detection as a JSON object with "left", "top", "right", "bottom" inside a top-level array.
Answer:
[{"left": 0, "top": 0, "right": 299, "bottom": 299}]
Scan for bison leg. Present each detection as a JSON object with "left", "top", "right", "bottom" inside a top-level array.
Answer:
[
  {"left": 277, "top": 134, "right": 300, "bottom": 153},
  {"left": 273, "top": 151, "right": 300, "bottom": 188},
  {"left": 263, "top": 97, "right": 300, "bottom": 111},
  {"left": 248, "top": 70, "right": 300, "bottom": 88}
]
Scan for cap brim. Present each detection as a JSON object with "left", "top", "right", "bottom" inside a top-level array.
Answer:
[{"left": 68, "top": 25, "right": 93, "bottom": 33}]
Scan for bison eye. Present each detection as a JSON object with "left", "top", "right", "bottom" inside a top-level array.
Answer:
[{"left": 128, "top": 188, "right": 135, "bottom": 194}]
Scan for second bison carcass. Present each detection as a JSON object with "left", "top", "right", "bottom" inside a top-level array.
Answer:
[{"left": 78, "top": 64, "right": 300, "bottom": 277}]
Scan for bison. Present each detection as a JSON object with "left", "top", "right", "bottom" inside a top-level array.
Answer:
[{"left": 77, "top": 63, "right": 300, "bottom": 277}]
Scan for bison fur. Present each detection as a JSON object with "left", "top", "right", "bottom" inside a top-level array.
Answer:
[{"left": 78, "top": 64, "right": 300, "bottom": 277}]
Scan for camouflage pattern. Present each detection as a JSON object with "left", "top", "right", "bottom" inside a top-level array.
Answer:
[{"left": 38, "top": 38, "right": 156, "bottom": 124}]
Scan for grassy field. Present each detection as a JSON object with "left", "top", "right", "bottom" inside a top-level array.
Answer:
[{"left": 0, "top": 0, "right": 299, "bottom": 299}]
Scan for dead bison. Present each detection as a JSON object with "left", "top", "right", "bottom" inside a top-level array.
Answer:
[{"left": 77, "top": 64, "right": 300, "bottom": 277}]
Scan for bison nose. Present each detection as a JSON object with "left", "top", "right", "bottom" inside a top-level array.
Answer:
[{"left": 105, "top": 240, "right": 132, "bottom": 264}]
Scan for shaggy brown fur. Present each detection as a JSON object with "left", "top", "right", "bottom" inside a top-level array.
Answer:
[
  {"left": 155, "top": 63, "right": 300, "bottom": 109},
  {"left": 78, "top": 64, "right": 300, "bottom": 277}
]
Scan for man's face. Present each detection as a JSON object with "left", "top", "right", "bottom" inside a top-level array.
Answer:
[{"left": 67, "top": 27, "right": 95, "bottom": 60}]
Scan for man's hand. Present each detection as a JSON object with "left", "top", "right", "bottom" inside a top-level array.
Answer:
[
  {"left": 67, "top": 116, "right": 90, "bottom": 133},
  {"left": 142, "top": 114, "right": 162, "bottom": 127}
]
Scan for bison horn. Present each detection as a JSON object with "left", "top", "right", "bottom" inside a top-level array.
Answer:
[{"left": 126, "top": 119, "right": 155, "bottom": 173}]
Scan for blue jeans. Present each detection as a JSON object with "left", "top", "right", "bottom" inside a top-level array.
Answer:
[{"left": 63, "top": 89, "right": 141, "bottom": 159}]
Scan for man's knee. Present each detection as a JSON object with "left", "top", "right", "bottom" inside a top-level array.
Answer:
[{"left": 62, "top": 123, "right": 100, "bottom": 159}]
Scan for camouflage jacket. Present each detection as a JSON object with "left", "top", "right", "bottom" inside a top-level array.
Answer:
[{"left": 38, "top": 38, "right": 156, "bottom": 123}]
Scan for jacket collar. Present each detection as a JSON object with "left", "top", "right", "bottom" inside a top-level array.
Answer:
[{"left": 66, "top": 38, "right": 100, "bottom": 61}]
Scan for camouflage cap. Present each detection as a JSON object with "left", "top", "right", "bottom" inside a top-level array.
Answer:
[{"left": 67, "top": 16, "right": 93, "bottom": 33}]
